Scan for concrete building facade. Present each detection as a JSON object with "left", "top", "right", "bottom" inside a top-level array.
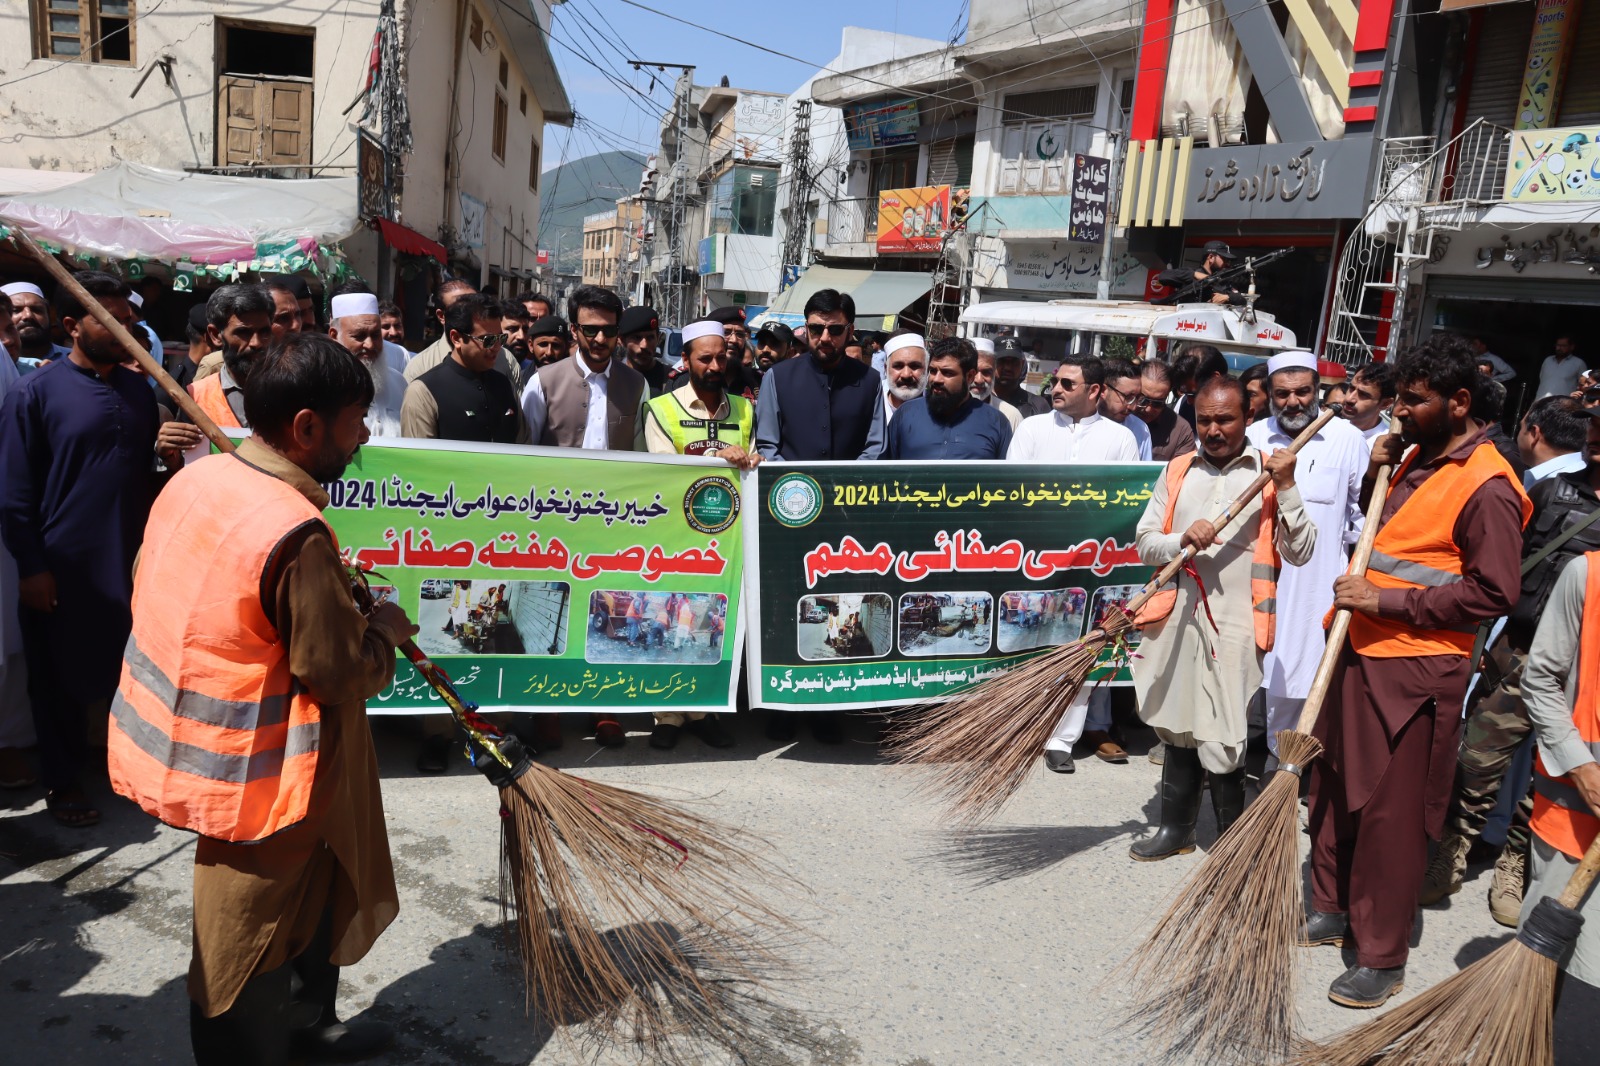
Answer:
[{"left": 0, "top": 0, "right": 570, "bottom": 309}]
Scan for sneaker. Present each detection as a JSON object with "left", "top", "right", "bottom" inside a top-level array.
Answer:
[
  {"left": 1488, "top": 845, "right": 1526, "bottom": 928},
  {"left": 1418, "top": 833, "right": 1471, "bottom": 906},
  {"left": 1148, "top": 741, "right": 1165, "bottom": 766}
]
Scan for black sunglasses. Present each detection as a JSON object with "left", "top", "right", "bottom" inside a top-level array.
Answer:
[
  {"left": 575, "top": 323, "right": 618, "bottom": 340},
  {"left": 806, "top": 323, "right": 849, "bottom": 338}
]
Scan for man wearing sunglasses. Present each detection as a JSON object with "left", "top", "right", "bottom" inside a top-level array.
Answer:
[
  {"left": 403, "top": 278, "right": 523, "bottom": 390},
  {"left": 1136, "top": 360, "right": 1197, "bottom": 461},
  {"left": 520, "top": 285, "right": 647, "bottom": 455},
  {"left": 753, "top": 288, "right": 884, "bottom": 462},
  {"left": 400, "top": 294, "right": 527, "bottom": 445},
  {"left": 1099, "top": 357, "right": 1153, "bottom": 460}
]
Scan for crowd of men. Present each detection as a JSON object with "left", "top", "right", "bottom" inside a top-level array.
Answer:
[{"left": 1, "top": 267, "right": 1599, "bottom": 1055}]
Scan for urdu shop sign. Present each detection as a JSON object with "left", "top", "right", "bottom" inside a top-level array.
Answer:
[{"left": 1183, "top": 137, "right": 1375, "bottom": 220}]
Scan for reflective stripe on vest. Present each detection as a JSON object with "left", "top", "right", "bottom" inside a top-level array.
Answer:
[
  {"left": 1130, "top": 450, "right": 1280, "bottom": 651},
  {"left": 1348, "top": 442, "right": 1532, "bottom": 658},
  {"left": 1530, "top": 551, "right": 1600, "bottom": 860},
  {"left": 107, "top": 452, "right": 327, "bottom": 842},
  {"left": 646, "top": 391, "right": 753, "bottom": 456},
  {"left": 189, "top": 374, "right": 242, "bottom": 430}
]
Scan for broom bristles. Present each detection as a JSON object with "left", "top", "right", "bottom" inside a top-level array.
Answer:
[
  {"left": 1289, "top": 938, "right": 1557, "bottom": 1065},
  {"left": 496, "top": 761, "right": 804, "bottom": 1056},
  {"left": 1112, "top": 727, "right": 1324, "bottom": 1065},
  {"left": 885, "top": 606, "right": 1133, "bottom": 824}
]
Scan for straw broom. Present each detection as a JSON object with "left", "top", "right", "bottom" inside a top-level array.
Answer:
[
  {"left": 1114, "top": 427, "right": 1401, "bottom": 1066},
  {"left": 887, "top": 404, "right": 1343, "bottom": 825},
  {"left": 11, "top": 232, "right": 801, "bottom": 1056},
  {"left": 1292, "top": 830, "right": 1600, "bottom": 1066}
]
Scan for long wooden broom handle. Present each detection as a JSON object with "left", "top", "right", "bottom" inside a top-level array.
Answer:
[
  {"left": 1293, "top": 427, "right": 1403, "bottom": 737},
  {"left": 1556, "top": 829, "right": 1600, "bottom": 908},
  {"left": 1122, "top": 404, "right": 1343, "bottom": 617},
  {"left": 9, "top": 229, "right": 236, "bottom": 455}
]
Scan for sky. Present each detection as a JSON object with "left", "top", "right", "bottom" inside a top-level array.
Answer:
[{"left": 541, "top": 0, "right": 970, "bottom": 171}]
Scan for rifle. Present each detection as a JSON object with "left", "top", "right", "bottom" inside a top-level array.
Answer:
[{"left": 1154, "top": 246, "right": 1296, "bottom": 307}]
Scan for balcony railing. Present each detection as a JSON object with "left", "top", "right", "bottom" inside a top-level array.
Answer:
[
  {"left": 1435, "top": 119, "right": 1512, "bottom": 205},
  {"left": 823, "top": 197, "right": 879, "bottom": 246}
]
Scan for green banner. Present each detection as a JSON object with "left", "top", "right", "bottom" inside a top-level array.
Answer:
[
  {"left": 744, "top": 461, "right": 1162, "bottom": 710},
  {"left": 319, "top": 439, "right": 745, "bottom": 713}
]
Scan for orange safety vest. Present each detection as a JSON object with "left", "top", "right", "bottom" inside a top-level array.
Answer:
[
  {"left": 1348, "top": 442, "right": 1531, "bottom": 658},
  {"left": 189, "top": 374, "right": 243, "bottom": 430},
  {"left": 1530, "top": 551, "right": 1600, "bottom": 860},
  {"left": 1131, "top": 450, "right": 1280, "bottom": 651},
  {"left": 107, "top": 453, "right": 329, "bottom": 842}
]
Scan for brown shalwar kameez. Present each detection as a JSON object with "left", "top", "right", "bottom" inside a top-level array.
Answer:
[
  {"left": 1308, "top": 429, "right": 1525, "bottom": 969},
  {"left": 188, "top": 439, "right": 405, "bottom": 1016}
]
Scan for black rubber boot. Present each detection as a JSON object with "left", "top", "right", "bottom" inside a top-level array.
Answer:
[
  {"left": 1210, "top": 768, "right": 1247, "bottom": 838},
  {"left": 1130, "top": 744, "right": 1203, "bottom": 861},
  {"left": 191, "top": 962, "right": 293, "bottom": 1066}
]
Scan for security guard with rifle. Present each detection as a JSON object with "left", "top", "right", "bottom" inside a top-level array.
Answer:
[{"left": 1156, "top": 240, "right": 1247, "bottom": 306}]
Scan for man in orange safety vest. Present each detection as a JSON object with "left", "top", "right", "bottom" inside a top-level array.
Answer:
[{"left": 110, "top": 332, "right": 420, "bottom": 1065}]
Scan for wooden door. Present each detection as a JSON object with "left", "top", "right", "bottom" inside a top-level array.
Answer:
[{"left": 215, "top": 76, "right": 312, "bottom": 167}]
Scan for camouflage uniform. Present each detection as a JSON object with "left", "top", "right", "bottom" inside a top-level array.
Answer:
[{"left": 1445, "top": 642, "right": 1533, "bottom": 853}]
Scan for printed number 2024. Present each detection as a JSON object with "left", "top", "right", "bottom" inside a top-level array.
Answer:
[
  {"left": 832, "top": 483, "right": 881, "bottom": 507},
  {"left": 324, "top": 478, "right": 378, "bottom": 509}
]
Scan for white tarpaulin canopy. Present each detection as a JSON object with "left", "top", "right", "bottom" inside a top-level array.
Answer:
[
  {"left": 753, "top": 265, "right": 933, "bottom": 330},
  {"left": 0, "top": 162, "right": 359, "bottom": 265},
  {"left": 960, "top": 299, "right": 1299, "bottom": 352}
]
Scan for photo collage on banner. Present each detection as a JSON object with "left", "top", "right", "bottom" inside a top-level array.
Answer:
[
  {"left": 317, "top": 439, "right": 745, "bottom": 714},
  {"left": 744, "top": 461, "right": 1161, "bottom": 711}
]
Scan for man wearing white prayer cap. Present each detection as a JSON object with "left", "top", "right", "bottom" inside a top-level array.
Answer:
[
  {"left": 879, "top": 330, "right": 928, "bottom": 425},
  {"left": 327, "top": 284, "right": 407, "bottom": 437},
  {"left": 1246, "top": 349, "right": 1367, "bottom": 770},
  {"left": 1, "top": 281, "right": 72, "bottom": 368}
]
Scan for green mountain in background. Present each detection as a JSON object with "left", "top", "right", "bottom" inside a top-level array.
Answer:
[{"left": 537, "top": 150, "right": 647, "bottom": 275}]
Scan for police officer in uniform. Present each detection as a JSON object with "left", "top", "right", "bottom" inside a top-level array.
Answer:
[{"left": 1156, "top": 240, "right": 1246, "bottom": 305}]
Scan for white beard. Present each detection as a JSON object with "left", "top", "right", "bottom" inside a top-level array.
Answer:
[
  {"left": 362, "top": 355, "right": 387, "bottom": 401},
  {"left": 1273, "top": 399, "right": 1319, "bottom": 435},
  {"left": 889, "top": 380, "right": 925, "bottom": 402},
  {"left": 970, "top": 381, "right": 994, "bottom": 401}
]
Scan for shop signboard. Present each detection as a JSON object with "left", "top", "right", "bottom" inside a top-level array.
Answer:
[
  {"left": 844, "top": 98, "right": 920, "bottom": 150},
  {"left": 1504, "top": 125, "right": 1600, "bottom": 200},
  {"left": 877, "top": 185, "right": 952, "bottom": 253},
  {"left": 745, "top": 461, "right": 1158, "bottom": 711},
  {"left": 1516, "top": 0, "right": 1582, "bottom": 130},
  {"left": 973, "top": 240, "right": 1147, "bottom": 297},
  {"left": 457, "top": 192, "right": 486, "bottom": 249},
  {"left": 1068, "top": 153, "right": 1110, "bottom": 244},
  {"left": 1184, "top": 136, "right": 1375, "bottom": 220}
]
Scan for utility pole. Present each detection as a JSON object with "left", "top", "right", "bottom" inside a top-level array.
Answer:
[
  {"left": 779, "top": 99, "right": 813, "bottom": 292},
  {"left": 1095, "top": 127, "right": 1122, "bottom": 303},
  {"left": 629, "top": 60, "right": 696, "bottom": 327}
]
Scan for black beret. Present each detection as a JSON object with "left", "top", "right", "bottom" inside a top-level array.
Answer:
[
  {"left": 528, "top": 315, "right": 566, "bottom": 337},
  {"left": 706, "top": 305, "right": 746, "bottom": 325},
  {"left": 618, "top": 305, "right": 660, "bottom": 336}
]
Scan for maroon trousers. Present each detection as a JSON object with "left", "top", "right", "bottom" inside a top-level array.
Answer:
[{"left": 1308, "top": 650, "right": 1468, "bottom": 970}]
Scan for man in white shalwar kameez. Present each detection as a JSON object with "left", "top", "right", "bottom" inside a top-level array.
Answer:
[
  {"left": 1129, "top": 377, "right": 1316, "bottom": 860},
  {"left": 1245, "top": 352, "right": 1366, "bottom": 767}
]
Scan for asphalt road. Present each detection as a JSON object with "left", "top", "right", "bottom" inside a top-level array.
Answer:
[{"left": 1, "top": 713, "right": 1513, "bottom": 1065}]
